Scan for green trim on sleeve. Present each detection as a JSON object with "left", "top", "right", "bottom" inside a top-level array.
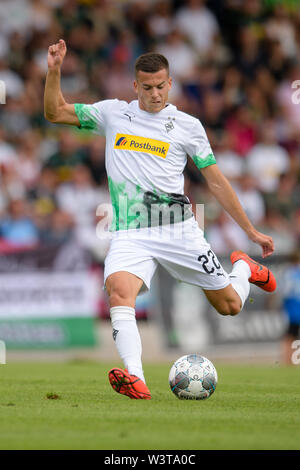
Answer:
[
  {"left": 74, "top": 103, "right": 97, "bottom": 130},
  {"left": 192, "top": 153, "right": 216, "bottom": 170}
]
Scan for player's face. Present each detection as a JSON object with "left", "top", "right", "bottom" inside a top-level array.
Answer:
[{"left": 134, "top": 69, "right": 172, "bottom": 113}]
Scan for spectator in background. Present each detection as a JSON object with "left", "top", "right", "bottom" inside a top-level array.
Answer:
[
  {"left": 205, "top": 171, "right": 265, "bottom": 257},
  {"left": 44, "top": 129, "right": 86, "bottom": 182},
  {"left": 0, "top": 128, "right": 18, "bottom": 170},
  {"left": 60, "top": 49, "right": 89, "bottom": 96},
  {"left": 201, "top": 89, "right": 225, "bottom": 134},
  {"left": 257, "top": 207, "right": 296, "bottom": 256},
  {"left": 7, "top": 32, "right": 27, "bottom": 76},
  {"left": 147, "top": 0, "right": 175, "bottom": 41},
  {"left": 0, "top": 161, "right": 26, "bottom": 206},
  {"left": 213, "top": 130, "right": 244, "bottom": 182},
  {"left": 56, "top": 164, "right": 104, "bottom": 228},
  {"left": 56, "top": 164, "right": 110, "bottom": 257},
  {"left": 0, "top": 96, "right": 31, "bottom": 137},
  {"left": 240, "top": 0, "right": 265, "bottom": 30},
  {"left": 222, "top": 65, "right": 244, "bottom": 111},
  {"left": 246, "top": 70, "right": 276, "bottom": 120},
  {"left": 277, "top": 62, "right": 300, "bottom": 135},
  {"left": 266, "top": 38, "right": 291, "bottom": 83},
  {"left": 23, "top": 60, "right": 48, "bottom": 130},
  {"left": 155, "top": 28, "right": 197, "bottom": 82},
  {"left": 182, "top": 61, "right": 223, "bottom": 119},
  {"left": 110, "top": 28, "right": 143, "bottom": 71},
  {"left": 176, "top": 0, "right": 220, "bottom": 59},
  {"left": 234, "top": 172, "right": 266, "bottom": 226},
  {"left": 264, "top": 172, "right": 299, "bottom": 223},
  {"left": 30, "top": 0, "right": 53, "bottom": 34},
  {"left": 206, "top": 210, "right": 251, "bottom": 256},
  {"left": 246, "top": 119, "right": 290, "bottom": 193},
  {"left": 28, "top": 166, "right": 58, "bottom": 237},
  {"left": 265, "top": 4, "right": 298, "bottom": 60},
  {"left": 0, "top": 58, "right": 24, "bottom": 99},
  {"left": 0, "top": 0, "right": 297, "bottom": 262},
  {"left": 84, "top": 136, "right": 106, "bottom": 186},
  {"left": 0, "top": 198, "right": 39, "bottom": 247},
  {"left": 40, "top": 208, "right": 74, "bottom": 245},
  {"left": 15, "top": 131, "right": 41, "bottom": 191},
  {"left": 28, "top": 166, "right": 58, "bottom": 209},
  {"left": 0, "top": 0, "right": 34, "bottom": 38},
  {"left": 104, "top": 60, "right": 136, "bottom": 102},
  {"left": 124, "top": 1, "right": 153, "bottom": 51},
  {"left": 255, "top": 67, "right": 277, "bottom": 106},
  {"left": 225, "top": 104, "right": 257, "bottom": 157},
  {"left": 281, "top": 251, "right": 300, "bottom": 364},
  {"left": 234, "top": 25, "right": 265, "bottom": 80},
  {"left": 55, "top": 0, "right": 82, "bottom": 35}
]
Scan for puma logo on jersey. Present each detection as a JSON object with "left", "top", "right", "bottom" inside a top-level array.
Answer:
[
  {"left": 114, "top": 133, "right": 170, "bottom": 158},
  {"left": 124, "top": 112, "right": 135, "bottom": 122}
]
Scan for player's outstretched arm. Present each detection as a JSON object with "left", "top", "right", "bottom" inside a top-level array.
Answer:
[
  {"left": 44, "top": 39, "right": 80, "bottom": 126},
  {"left": 201, "top": 164, "right": 274, "bottom": 258}
]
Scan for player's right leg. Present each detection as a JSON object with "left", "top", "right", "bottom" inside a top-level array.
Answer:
[
  {"left": 230, "top": 251, "right": 276, "bottom": 292},
  {"left": 105, "top": 271, "right": 152, "bottom": 399},
  {"left": 203, "top": 284, "right": 244, "bottom": 316},
  {"left": 203, "top": 250, "right": 276, "bottom": 316}
]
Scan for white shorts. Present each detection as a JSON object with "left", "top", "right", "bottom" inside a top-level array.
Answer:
[{"left": 104, "top": 217, "right": 230, "bottom": 294}]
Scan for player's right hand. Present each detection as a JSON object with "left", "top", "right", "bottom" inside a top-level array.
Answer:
[
  {"left": 248, "top": 230, "right": 274, "bottom": 258},
  {"left": 48, "top": 39, "right": 67, "bottom": 69}
]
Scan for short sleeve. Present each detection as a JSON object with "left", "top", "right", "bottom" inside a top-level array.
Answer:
[
  {"left": 74, "top": 99, "right": 118, "bottom": 135},
  {"left": 185, "top": 119, "right": 216, "bottom": 170}
]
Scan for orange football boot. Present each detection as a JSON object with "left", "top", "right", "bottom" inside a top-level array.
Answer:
[
  {"left": 230, "top": 250, "right": 276, "bottom": 292},
  {"left": 108, "top": 368, "right": 151, "bottom": 400}
]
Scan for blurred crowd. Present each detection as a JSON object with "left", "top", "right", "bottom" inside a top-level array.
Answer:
[{"left": 0, "top": 0, "right": 300, "bottom": 260}]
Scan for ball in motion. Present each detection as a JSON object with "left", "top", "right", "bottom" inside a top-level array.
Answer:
[{"left": 169, "top": 354, "right": 218, "bottom": 400}]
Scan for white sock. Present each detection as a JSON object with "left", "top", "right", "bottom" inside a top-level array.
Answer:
[
  {"left": 110, "top": 306, "right": 145, "bottom": 383},
  {"left": 229, "top": 260, "right": 251, "bottom": 310}
]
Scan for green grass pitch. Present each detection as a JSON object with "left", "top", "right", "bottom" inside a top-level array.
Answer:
[{"left": 0, "top": 361, "right": 299, "bottom": 450}]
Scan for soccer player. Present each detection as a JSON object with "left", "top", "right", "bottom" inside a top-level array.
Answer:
[{"left": 44, "top": 40, "right": 276, "bottom": 400}]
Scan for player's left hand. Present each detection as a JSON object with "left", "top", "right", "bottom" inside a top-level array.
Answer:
[{"left": 248, "top": 230, "right": 274, "bottom": 258}]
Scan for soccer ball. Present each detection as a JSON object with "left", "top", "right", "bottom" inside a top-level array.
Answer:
[{"left": 169, "top": 354, "right": 218, "bottom": 400}]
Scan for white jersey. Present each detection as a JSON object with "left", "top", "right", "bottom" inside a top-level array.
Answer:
[{"left": 74, "top": 99, "right": 216, "bottom": 231}]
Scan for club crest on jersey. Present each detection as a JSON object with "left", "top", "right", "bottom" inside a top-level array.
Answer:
[
  {"left": 114, "top": 133, "right": 170, "bottom": 158},
  {"left": 165, "top": 121, "right": 174, "bottom": 133}
]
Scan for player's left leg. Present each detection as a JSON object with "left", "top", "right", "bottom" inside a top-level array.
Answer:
[
  {"left": 105, "top": 271, "right": 146, "bottom": 382},
  {"left": 106, "top": 271, "right": 152, "bottom": 399},
  {"left": 104, "top": 238, "right": 158, "bottom": 399}
]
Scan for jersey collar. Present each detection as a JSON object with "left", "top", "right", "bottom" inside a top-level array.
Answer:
[{"left": 130, "top": 100, "right": 175, "bottom": 117}]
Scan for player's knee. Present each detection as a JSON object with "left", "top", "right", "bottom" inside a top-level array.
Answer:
[
  {"left": 216, "top": 300, "right": 241, "bottom": 317},
  {"left": 108, "top": 282, "right": 135, "bottom": 307},
  {"left": 228, "top": 302, "right": 241, "bottom": 316},
  {"left": 106, "top": 279, "right": 129, "bottom": 302},
  {"left": 109, "top": 290, "right": 133, "bottom": 307}
]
